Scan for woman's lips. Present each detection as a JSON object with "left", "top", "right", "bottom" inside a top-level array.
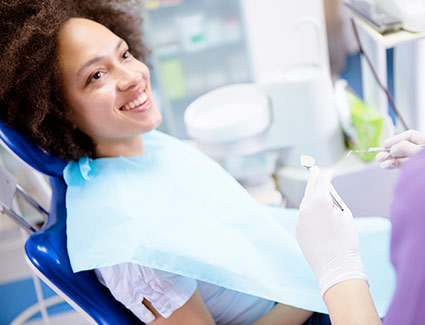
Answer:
[{"left": 120, "top": 92, "right": 148, "bottom": 111}]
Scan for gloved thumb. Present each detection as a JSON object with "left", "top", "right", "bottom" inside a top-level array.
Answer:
[
  {"left": 314, "top": 168, "right": 335, "bottom": 196},
  {"left": 390, "top": 140, "right": 422, "bottom": 158},
  {"left": 305, "top": 166, "right": 334, "bottom": 196},
  {"left": 305, "top": 166, "right": 320, "bottom": 194}
]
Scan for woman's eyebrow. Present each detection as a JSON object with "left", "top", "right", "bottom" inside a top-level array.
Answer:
[{"left": 77, "top": 39, "right": 125, "bottom": 77}]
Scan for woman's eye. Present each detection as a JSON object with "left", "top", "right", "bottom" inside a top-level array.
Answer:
[
  {"left": 122, "top": 50, "right": 131, "bottom": 59},
  {"left": 87, "top": 71, "right": 104, "bottom": 85},
  {"left": 93, "top": 71, "right": 103, "bottom": 79}
]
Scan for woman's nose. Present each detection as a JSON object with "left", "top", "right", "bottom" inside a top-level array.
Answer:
[{"left": 117, "top": 68, "right": 143, "bottom": 91}]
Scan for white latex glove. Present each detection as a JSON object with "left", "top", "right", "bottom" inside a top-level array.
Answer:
[
  {"left": 296, "top": 166, "right": 367, "bottom": 297},
  {"left": 376, "top": 129, "right": 425, "bottom": 169}
]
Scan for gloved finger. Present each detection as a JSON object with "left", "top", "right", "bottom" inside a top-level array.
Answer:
[
  {"left": 383, "top": 129, "right": 425, "bottom": 148},
  {"left": 375, "top": 151, "right": 391, "bottom": 163},
  {"left": 305, "top": 165, "right": 320, "bottom": 194},
  {"left": 307, "top": 168, "right": 334, "bottom": 202},
  {"left": 380, "top": 157, "right": 409, "bottom": 169},
  {"left": 326, "top": 168, "right": 335, "bottom": 181},
  {"left": 390, "top": 140, "right": 422, "bottom": 158},
  {"left": 301, "top": 166, "right": 331, "bottom": 212}
]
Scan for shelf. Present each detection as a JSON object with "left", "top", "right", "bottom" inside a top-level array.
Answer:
[{"left": 352, "top": 13, "right": 425, "bottom": 49}]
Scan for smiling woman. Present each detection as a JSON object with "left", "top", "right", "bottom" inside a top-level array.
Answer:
[
  {"left": 0, "top": 0, "right": 148, "bottom": 160},
  {"left": 57, "top": 18, "right": 162, "bottom": 158}
]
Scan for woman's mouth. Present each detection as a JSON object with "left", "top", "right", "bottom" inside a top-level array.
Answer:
[{"left": 120, "top": 92, "right": 149, "bottom": 111}]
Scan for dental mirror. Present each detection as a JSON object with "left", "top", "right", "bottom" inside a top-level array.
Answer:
[
  {"left": 300, "top": 155, "right": 316, "bottom": 169},
  {"left": 299, "top": 154, "right": 344, "bottom": 211}
]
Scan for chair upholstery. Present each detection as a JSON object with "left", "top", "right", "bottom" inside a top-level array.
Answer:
[{"left": 0, "top": 121, "right": 143, "bottom": 324}]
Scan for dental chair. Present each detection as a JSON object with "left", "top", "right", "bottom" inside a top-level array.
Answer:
[{"left": 0, "top": 121, "right": 143, "bottom": 324}]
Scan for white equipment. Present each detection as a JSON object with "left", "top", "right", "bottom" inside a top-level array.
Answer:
[
  {"left": 185, "top": 64, "right": 345, "bottom": 167},
  {"left": 184, "top": 5, "right": 400, "bottom": 217},
  {"left": 184, "top": 53, "right": 347, "bottom": 206}
]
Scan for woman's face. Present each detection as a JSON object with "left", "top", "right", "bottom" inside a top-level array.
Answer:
[{"left": 57, "top": 18, "right": 162, "bottom": 157}]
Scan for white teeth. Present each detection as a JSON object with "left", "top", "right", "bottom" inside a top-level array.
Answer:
[
  {"left": 140, "top": 92, "right": 148, "bottom": 103},
  {"left": 122, "top": 93, "right": 149, "bottom": 111}
]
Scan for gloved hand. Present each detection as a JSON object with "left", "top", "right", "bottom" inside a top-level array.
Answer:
[
  {"left": 376, "top": 129, "right": 425, "bottom": 169},
  {"left": 296, "top": 166, "right": 367, "bottom": 298}
]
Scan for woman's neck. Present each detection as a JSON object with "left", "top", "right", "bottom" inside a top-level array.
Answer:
[{"left": 94, "top": 135, "right": 144, "bottom": 158}]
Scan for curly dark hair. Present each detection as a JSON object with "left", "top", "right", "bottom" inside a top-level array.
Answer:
[{"left": 0, "top": 0, "right": 148, "bottom": 161}]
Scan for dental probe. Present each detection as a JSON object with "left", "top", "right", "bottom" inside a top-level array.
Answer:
[
  {"left": 353, "top": 144, "right": 425, "bottom": 153},
  {"left": 299, "top": 155, "right": 344, "bottom": 212}
]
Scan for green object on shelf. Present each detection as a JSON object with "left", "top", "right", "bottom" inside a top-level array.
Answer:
[
  {"left": 346, "top": 91, "right": 384, "bottom": 162},
  {"left": 159, "top": 59, "right": 186, "bottom": 100}
]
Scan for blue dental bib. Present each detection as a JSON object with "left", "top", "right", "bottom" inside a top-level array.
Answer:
[{"left": 64, "top": 130, "right": 395, "bottom": 315}]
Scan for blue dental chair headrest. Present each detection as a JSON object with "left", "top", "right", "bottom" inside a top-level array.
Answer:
[
  {"left": 0, "top": 121, "right": 67, "bottom": 177},
  {"left": 0, "top": 120, "right": 142, "bottom": 324}
]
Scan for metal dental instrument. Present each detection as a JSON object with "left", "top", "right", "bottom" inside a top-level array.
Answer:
[
  {"left": 300, "top": 155, "right": 344, "bottom": 212},
  {"left": 353, "top": 144, "right": 425, "bottom": 153},
  {"left": 352, "top": 147, "right": 392, "bottom": 153}
]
